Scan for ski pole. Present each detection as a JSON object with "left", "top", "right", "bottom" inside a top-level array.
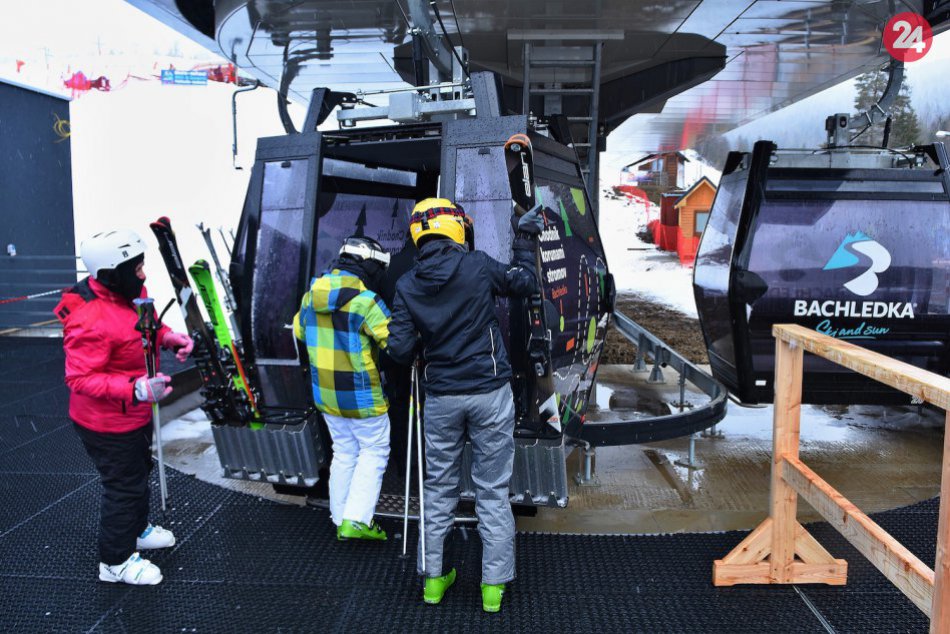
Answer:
[
  {"left": 401, "top": 366, "right": 416, "bottom": 558},
  {"left": 133, "top": 298, "right": 168, "bottom": 514},
  {"left": 151, "top": 397, "right": 167, "bottom": 515},
  {"left": 414, "top": 363, "right": 426, "bottom": 574}
]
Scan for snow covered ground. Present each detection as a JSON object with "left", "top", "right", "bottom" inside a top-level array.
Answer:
[
  {"left": 596, "top": 192, "right": 699, "bottom": 317},
  {"left": 160, "top": 406, "right": 212, "bottom": 443}
]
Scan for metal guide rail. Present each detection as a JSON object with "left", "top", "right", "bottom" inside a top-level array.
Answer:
[{"left": 577, "top": 310, "right": 727, "bottom": 446}]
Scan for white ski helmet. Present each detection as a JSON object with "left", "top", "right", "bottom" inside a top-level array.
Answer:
[
  {"left": 339, "top": 236, "right": 391, "bottom": 267},
  {"left": 80, "top": 229, "right": 146, "bottom": 278}
]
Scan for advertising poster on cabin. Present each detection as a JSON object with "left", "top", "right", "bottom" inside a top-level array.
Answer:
[{"left": 534, "top": 179, "right": 611, "bottom": 426}]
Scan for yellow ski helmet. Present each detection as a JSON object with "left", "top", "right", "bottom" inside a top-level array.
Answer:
[{"left": 410, "top": 198, "right": 466, "bottom": 246}]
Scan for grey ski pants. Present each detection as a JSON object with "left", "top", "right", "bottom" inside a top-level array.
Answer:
[{"left": 417, "top": 383, "right": 516, "bottom": 585}]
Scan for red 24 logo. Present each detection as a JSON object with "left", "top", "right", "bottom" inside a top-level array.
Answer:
[{"left": 883, "top": 12, "right": 933, "bottom": 62}]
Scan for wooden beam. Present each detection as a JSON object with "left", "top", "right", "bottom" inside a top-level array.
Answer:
[
  {"left": 715, "top": 337, "right": 845, "bottom": 589},
  {"left": 770, "top": 338, "right": 803, "bottom": 583},
  {"left": 782, "top": 455, "right": 935, "bottom": 614},
  {"left": 719, "top": 518, "right": 773, "bottom": 565},
  {"left": 714, "top": 562, "right": 772, "bottom": 586},
  {"left": 715, "top": 324, "right": 950, "bottom": 614},
  {"left": 931, "top": 411, "right": 950, "bottom": 633},
  {"left": 713, "top": 561, "right": 846, "bottom": 587},
  {"left": 786, "top": 562, "right": 848, "bottom": 585},
  {"left": 772, "top": 324, "right": 950, "bottom": 410}
]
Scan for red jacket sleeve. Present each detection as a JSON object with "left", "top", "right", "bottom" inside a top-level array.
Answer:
[
  {"left": 63, "top": 316, "right": 136, "bottom": 402},
  {"left": 156, "top": 324, "right": 173, "bottom": 349}
]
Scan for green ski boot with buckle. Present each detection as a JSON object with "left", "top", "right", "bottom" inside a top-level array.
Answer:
[
  {"left": 423, "top": 568, "right": 457, "bottom": 605},
  {"left": 480, "top": 583, "right": 505, "bottom": 613},
  {"left": 336, "top": 519, "right": 387, "bottom": 541}
]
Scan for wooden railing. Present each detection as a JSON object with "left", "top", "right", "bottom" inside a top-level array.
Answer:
[{"left": 713, "top": 324, "right": 950, "bottom": 632}]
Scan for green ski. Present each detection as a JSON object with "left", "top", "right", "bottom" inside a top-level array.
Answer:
[{"left": 188, "top": 259, "right": 262, "bottom": 426}]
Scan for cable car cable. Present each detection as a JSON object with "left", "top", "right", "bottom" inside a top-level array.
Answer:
[
  {"left": 394, "top": 0, "right": 411, "bottom": 27},
  {"left": 429, "top": 0, "right": 469, "bottom": 78},
  {"left": 448, "top": 0, "right": 466, "bottom": 52}
]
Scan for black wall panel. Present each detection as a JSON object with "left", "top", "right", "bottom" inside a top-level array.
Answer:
[{"left": 0, "top": 80, "right": 75, "bottom": 329}]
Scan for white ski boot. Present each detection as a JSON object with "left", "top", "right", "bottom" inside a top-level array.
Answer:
[
  {"left": 98, "top": 552, "right": 162, "bottom": 585},
  {"left": 136, "top": 524, "right": 176, "bottom": 549}
]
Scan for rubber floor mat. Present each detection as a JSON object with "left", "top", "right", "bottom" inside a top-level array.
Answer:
[{"left": 0, "top": 336, "right": 939, "bottom": 633}]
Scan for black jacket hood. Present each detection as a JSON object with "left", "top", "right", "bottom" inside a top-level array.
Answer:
[
  {"left": 387, "top": 236, "right": 539, "bottom": 396},
  {"left": 412, "top": 239, "right": 467, "bottom": 294}
]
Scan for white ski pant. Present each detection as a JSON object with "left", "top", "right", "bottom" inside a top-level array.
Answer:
[
  {"left": 323, "top": 412, "right": 391, "bottom": 527},
  {"left": 417, "top": 384, "right": 516, "bottom": 585}
]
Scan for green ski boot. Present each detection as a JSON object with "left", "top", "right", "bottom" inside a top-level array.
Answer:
[
  {"left": 423, "top": 568, "right": 457, "bottom": 605},
  {"left": 336, "top": 519, "right": 387, "bottom": 541},
  {"left": 480, "top": 583, "right": 505, "bottom": 613}
]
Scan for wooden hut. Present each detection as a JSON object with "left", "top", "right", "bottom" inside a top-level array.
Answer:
[{"left": 673, "top": 176, "right": 717, "bottom": 265}]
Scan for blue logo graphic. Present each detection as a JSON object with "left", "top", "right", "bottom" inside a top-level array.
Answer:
[
  {"left": 822, "top": 232, "right": 891, "bottom": 297},
  {"left": 823, "top": 231, "right": 871, "bottom": 271}
]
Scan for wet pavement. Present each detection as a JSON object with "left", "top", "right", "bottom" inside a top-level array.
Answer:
[{"left": 162, "top": 363, "right": 946, "bottom": 536}]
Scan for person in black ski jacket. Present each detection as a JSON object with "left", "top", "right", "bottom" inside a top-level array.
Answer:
[{"left": 387, "top": 197, "right": 543, "bottom": 613}]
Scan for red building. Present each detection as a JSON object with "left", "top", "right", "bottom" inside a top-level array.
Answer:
[{"left": 648, "top": 176, "right": 717, "bottom": 266}]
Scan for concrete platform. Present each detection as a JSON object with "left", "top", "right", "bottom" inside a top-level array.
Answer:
[{"left": 517, "top": 364, "right": 944, "bottom": 534}]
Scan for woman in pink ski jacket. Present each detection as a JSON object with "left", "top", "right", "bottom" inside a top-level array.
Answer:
[{"left": 55, "top": 229, "right": 193, "bottom": 586}]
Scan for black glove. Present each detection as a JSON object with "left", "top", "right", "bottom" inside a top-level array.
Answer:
[{"left": 512, "top": 204, "right": 544, "bottom": 236}]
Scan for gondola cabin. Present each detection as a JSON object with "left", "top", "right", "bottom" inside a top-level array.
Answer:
[
  {"left": 216, "top": 104, "right": 613, "bottom": 508},
  {"left": 694, "top": 140, "right": 950, "bottom": 405}
]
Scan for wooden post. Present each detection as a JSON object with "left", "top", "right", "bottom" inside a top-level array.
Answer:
[
  {"left": 769, "top": 337, "right": 803, "bottom": 582},
  {"left": 932, "top": 410, "right": 950, "bottom": 634},
  {"left": 714, "top": 323, "right": 950, "bottom": 618},
  {"left": 714, "top": 328, "right": 846, "bottom": 587}
]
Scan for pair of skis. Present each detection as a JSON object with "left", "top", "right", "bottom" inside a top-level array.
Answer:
[
  {"left": 503, "top": 134, "right": 560, "bottom": 438},
  {"left": 149, "top": 217, "right": 260, "bottom": 427},
  {"left": 189, "top": 259, "right": 260, "bottom": 422}
]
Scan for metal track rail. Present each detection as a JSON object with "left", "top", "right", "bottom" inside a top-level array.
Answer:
[{"left": 577, "top": 310, "right": 728, "bottom": 446}]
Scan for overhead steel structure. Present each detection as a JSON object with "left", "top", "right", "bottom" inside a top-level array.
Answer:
[{"left": 128, "top": 0, "right": 950, "bottom": 155}]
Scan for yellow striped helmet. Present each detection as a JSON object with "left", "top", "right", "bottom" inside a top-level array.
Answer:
[{"left": 410, "top": 198, "right": 466, "bottom": 246}]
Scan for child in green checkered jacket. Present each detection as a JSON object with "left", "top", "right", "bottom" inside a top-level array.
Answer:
[{"left": 293, "top": 237, "right": 392, "bottom": 541}]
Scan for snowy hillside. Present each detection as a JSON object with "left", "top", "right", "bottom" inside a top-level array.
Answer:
[{"left": 597, "top": 193, "right": 697, "bottom": 317}]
